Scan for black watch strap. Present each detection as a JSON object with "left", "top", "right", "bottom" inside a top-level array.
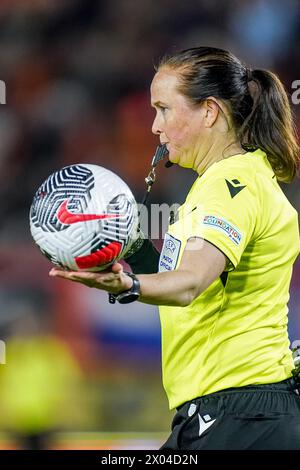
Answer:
[{"left": 108, "top": 272, "right": 141, "bottom": 304}]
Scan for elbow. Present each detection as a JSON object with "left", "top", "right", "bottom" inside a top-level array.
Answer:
[
  {"left": 177, "top": 275, "right": 203, "bottom": 307},
  {"left": 178, "top": 289, "right": 197, "bottom": 307}
]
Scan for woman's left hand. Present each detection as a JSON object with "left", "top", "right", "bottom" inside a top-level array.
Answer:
[{"left": 49, "top": 262, "right": 133, "bottom": 294}]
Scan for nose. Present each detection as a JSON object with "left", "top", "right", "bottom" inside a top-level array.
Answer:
[{"left": 151, "top": 113, "right": 162, "bottom": 136}]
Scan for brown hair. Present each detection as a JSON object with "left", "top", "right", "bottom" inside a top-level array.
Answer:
[{"left": 157, "top": 47, "right": 300, "bottom": 183}]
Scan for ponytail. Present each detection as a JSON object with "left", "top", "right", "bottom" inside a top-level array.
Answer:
[{"left": 238, "top": 69, "right": 299, "bottom": 183}]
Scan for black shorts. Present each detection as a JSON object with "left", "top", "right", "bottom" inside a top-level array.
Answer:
[{"left": 161, "top": 379, "right": 300, "bottom": 450}]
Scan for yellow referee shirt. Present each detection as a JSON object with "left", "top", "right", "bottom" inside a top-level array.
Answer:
[{"left": 158, "top": 149, "right": 300, "bottom": 410}]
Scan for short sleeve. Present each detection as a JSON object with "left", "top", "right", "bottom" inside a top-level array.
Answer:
[{"left": 183, "top": 172, "right": 258, "bottom": 270}]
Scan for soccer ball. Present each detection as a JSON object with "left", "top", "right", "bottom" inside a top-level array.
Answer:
[{"left": 29, "top": 164, "right": 139, "bottom": 271}]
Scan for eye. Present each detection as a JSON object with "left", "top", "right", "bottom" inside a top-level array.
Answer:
[{"left": 159, "top": 105, "right": 168, "bottom": 113}]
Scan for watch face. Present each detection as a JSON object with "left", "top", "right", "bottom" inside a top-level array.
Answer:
[
  {"left": 116, "top": 273, "right": 140, "bottom": 304},
  {"left": 118, "top": 292, "right": 140, "bottom": 304}
]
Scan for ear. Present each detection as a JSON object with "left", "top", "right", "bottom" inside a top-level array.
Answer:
[{"left": 203, "top": 98, "right": 220, "bottom": 128}]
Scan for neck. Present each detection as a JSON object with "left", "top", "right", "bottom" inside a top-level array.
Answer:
[{"left": 193, "top": 135, "right": 246, "bottom": 175}]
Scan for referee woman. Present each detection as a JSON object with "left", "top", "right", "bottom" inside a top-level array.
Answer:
[{"left": 50, "top": 47, "right": 300, "bottom": 450}]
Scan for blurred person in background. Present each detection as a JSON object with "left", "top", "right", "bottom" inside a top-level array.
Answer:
[
  {"left": 50, "top": 46, "right": 300, "bottom": 450},
  {"left": 0, "top": 312, "right": 85, "bottom": 450}
]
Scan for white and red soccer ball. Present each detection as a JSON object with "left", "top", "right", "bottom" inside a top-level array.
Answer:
[{"left": 30, "top": 164, "right": 139, "bottom": 271}]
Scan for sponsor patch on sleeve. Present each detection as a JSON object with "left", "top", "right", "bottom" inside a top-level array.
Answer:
[
  {"left": 203, "top": 215, "right": 242, "bottom": 245},
  {"left": 159, "top": 233, "right": 181, "bottom": 272}
]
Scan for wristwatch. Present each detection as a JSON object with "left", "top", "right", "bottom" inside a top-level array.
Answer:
[{"left": 108, "top": 272, "right": 141, "bottom": 304}]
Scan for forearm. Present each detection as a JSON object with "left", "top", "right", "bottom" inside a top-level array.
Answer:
[
  {"left": 137, "top": 270, "right": 200, "bottom": 307},
  {"left": 50, "top": 237, "right": 225, "bottom": 307}
]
